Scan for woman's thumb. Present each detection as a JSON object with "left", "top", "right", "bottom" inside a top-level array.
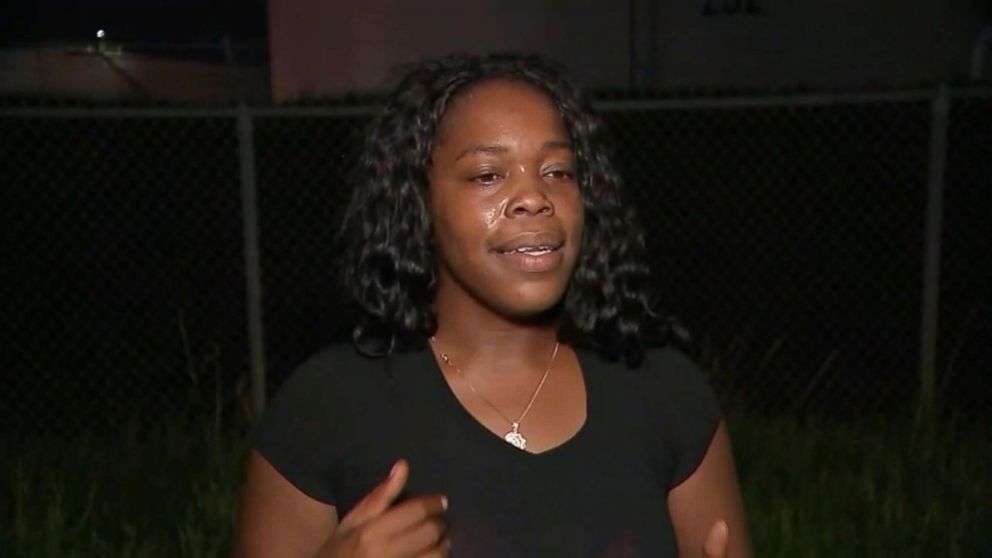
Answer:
[
  {"left": 703, "top": 519, "right": 729, "bottom": 558},
  {"left": 338, "top": 459, "right": 408, "bottom": 530}
]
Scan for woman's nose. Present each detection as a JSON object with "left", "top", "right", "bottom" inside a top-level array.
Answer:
[{"left": 506, "top": 171, "right": 553, "bottom": 217}]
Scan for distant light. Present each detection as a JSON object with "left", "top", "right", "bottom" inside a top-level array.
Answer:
[{"left": 96, "top": 29, "right": 105, "bottom": 39}]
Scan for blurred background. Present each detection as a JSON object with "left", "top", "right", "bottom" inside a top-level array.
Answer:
[{"left": 2, "top": 1, "right": 990, "bottom": 556}]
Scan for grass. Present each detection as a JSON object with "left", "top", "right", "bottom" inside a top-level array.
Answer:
[
  {"left": 730, "top": 414, "right": 990, "bottom": 557},
  {"left": 3, "top": 411, "right": 989, "bottom": 557},
  {"left": 3, "top": 415, "right": 247, "bottom": 558}
]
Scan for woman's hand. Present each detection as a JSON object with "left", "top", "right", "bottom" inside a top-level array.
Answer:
[
  {"left": 320, "top": 460, "right": 449, "bottom": 558},
  {"left": 702, "top": 520, "right": 729, "bottom": 558},
  {"left": 668, "top": 421, "right": 751, "bottom": 557}
]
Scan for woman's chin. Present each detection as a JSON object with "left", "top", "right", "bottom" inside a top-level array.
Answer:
[{"left": 497, "top": 296, "right": 566, "bottom": 325}]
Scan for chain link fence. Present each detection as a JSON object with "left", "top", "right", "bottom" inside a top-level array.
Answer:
[
  {"left": 2, "top": 87, "right": 989, "bottom": 435},
  {"left": 604, "top": 95, "right": 934, "bottom": 416}
]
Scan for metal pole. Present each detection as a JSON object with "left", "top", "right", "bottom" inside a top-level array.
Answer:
[
  {"left": 919, "top": 84, "right": 950, "bottom": 418},
  {"left": 646, "top": 0, "right": 658, "bottom": 86},
  {"left": 970, "top": 25, "right": 992, "bottom": 81},
  {"left": 628, "top": 0, "right": 656, "bottom": 88},
  {"left": 224, "top": 36, "right": 268, "bottom": 418},
  {"left": 628, "top": 0, "right": 637, "bottom": 87},
  {"left": 237, "top": 102, "right": 268, "bottom": 418}
]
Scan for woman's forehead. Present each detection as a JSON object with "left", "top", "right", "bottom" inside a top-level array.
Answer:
[{"left": 434, "top": 79, "right": 567, "bottom": 148}]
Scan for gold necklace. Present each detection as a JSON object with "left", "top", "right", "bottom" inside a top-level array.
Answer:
[{"left": 429, "top": 337, "right": 560, "bottom": 451}]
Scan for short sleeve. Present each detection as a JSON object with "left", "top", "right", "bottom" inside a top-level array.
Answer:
[
  {"left": 642, "top": 347, "right": 722, "bottom": 488},
  {"left": 252, "top": 348, "right": 349, "bottom": 505}
]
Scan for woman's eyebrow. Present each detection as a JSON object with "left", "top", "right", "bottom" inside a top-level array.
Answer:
[
  {"left": 454, "top": 143, "right": 508, "bottom": 161},
  {"left": 453, "top": 140, "right": 572, "bottom": 162},
  {"left": 542, "top": 140, "right": 572, "bottom": 152}
]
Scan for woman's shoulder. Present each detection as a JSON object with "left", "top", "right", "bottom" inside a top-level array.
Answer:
[
  {"left": 581, "top": 344, "right": 719, "bottom": 422},
  {"left": 583, "top": 344, "right": 707, "bottom": 388},
  {"left": 252, "top": 343, "right": 384, "bottom": 504},
  {"left": 254, "top": 343, "right": 388, "bottom": 449},
  {"left": 637, "top": 346, "right": 717, "bottom": 407},
  {"left": 634, "top": 346, "right": 723, "bottom": 487},
  {"left": 269, "top": 343, "right": 387, "bottom": 404},
  {"left": 293, "top": 342, "right": 378, "bottom": 375},
  {"left": 639, "top": 345, "right": 709, "bottom": 390}
]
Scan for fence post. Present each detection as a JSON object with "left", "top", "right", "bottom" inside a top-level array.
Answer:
[
  {"left": 919, "top": 83, "right": 950, "bottom": 420},
  {"left": 628, "top": 0, "right": 658, "bottom": 87},
  {"left": 237, "top": 103, "right": 268, "bottom": 418},
  {"left": 224, "top": 37, "right": 268, "bottom": 419}
]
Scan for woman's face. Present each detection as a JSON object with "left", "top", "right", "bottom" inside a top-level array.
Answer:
[{"left": 428, "top": 78, "right": 584, "bottom": 321}]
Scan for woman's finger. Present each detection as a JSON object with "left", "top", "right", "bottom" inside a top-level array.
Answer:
[
  {"left": 703, "top": 519, "right": 729, "bottom": 558},
  {"left": 388, "top": 513, "right": 447, "bottom": 555},
  {"left": 337, "top": 459, "right": 409, "bottom": 532},
  {"left": 369, "top": 494, "right": 447, "bottom": 546},
  {"left": 413, "top": 537, "right": 451, "bottom": 558}
]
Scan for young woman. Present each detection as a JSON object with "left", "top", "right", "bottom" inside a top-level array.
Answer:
[{"left": 234, "top": 53, "right": 750, "bottom": 558}]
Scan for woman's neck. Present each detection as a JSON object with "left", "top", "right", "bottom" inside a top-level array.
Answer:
[{"left": 431, "top": 290, "right": 561, "bottom": 376}]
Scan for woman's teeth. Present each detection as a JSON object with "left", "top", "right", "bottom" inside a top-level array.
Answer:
[{"left": 506, "top": 246, "right": 553, "bottom": 255}]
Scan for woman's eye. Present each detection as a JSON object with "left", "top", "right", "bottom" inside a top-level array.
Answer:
[
  {"left": 472, "top": 172, "right": 502, "bottom": 185},
  {"left": 545, "top": 169, "right": 576, "bottom": 181}
]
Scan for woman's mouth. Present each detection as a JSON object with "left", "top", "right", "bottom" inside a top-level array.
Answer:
[{"left": 494, "top": 244, "right": 563, "bottom": 272}]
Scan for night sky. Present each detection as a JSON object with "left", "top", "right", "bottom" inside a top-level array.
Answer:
[{"left": 1, "top": 0, "right": 267, "bottom": 44}]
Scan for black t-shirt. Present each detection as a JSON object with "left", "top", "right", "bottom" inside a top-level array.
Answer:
[{"left": 254, "top": 341, "right": 721, "bottom": 558}]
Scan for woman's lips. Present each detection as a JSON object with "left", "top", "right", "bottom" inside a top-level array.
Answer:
[{"left": 493, "top": 246, "right": 564, "bottom": 272}]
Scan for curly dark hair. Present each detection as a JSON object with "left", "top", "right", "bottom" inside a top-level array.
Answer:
[{"left": 340, "top": 52, "right": 670, "bottom": 367}]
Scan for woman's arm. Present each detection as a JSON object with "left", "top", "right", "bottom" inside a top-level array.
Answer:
[
  {"left": 233, "top": 453, "right": 448, "bottom": 558},
  {"left": 667, "top": 421, "right": 751, "bottom": 558},
  {"left": 233, "top": 450, "right": 339, "bottom": 558}
]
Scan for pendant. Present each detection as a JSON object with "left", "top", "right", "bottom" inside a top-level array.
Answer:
[{"left": 504, "top": 421, "right": 527, "bottom": 450}]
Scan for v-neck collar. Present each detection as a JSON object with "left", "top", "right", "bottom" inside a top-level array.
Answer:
[{"left": 416, "top": 344, "right": 593, "bottom": 459}]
